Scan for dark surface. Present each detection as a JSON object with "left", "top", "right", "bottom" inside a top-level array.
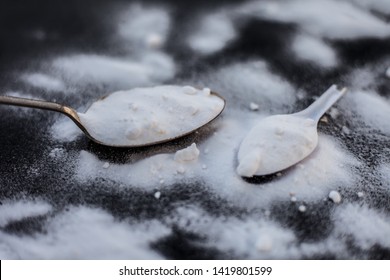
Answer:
[{"left": 0, "top": 0, "right": 389, "bottom": 259}]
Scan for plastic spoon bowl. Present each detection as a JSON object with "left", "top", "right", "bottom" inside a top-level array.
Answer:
[
  {"left": 236, "top": 85, "right": 347, "bottom": 177},
  {"left": 0, "top": 86, "right": 226, "bottom": 147}
]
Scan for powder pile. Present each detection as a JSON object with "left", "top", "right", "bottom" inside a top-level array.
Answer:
[
  {"left": 52, "top": 52, "right": 175, "bottom": 89},
  {"left": 117, "top": 4, "right": 171, "bottom": 49},
  {"left": 341, "top": 90, "right": 390, "bottom": 135},
  {"left": 329, "top": 190, "right": 342, "bottom": 203},
  {"left": 0, "top": 206, "right": 170, "bottom": 259},
  {"left": 78, "top": 85, "right": 225, "bottom": 146},
  {"left": 238, "top": 0, "right": 390, "bottom": 39},
  {"left": 291, "top": 34, "right": 338, "bottom": 68},
  {"left": 0, "top": 200, "right": 52, "bottom": 228},
  {"left": 187, "top": 13, "right": 237, "bottom": 55},
  {"left": 21, "top": 73, "right": 65, "bottom": 92},
  {"left": 174, "top": 143, "right": 200, "bottom": 162}
]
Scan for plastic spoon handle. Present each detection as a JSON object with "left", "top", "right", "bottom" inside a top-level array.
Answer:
[{"left": 295, "top": 85, "right": 347, "bottom": 121}]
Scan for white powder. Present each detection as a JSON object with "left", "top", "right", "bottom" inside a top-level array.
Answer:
[
  {"left": 249, "top": 102, "right": 259, "bottom": 111},
  {"left": 237, "top": 114, "right": 318, "bottom": 177},
  {"left": 357, "top": 192, "right": 364, "bottom": 198},
  {"left": 52, "top": 52, "right": 175, "bottom": 89},
  {"left": 117, "top": 4, "right": 171, "bottom": 49},
  {"left": 329, "top": 108, "right": 340, "bottom": 119},
  {"left": 166, "top": 206, "right": 297, "bottom": 259},
  {"left": 75, "top": 119, "right": 358, "bottom": 209},
  {"left": 65, "top": 55, "right": 357, "bottom": 206},
  {"left": 210, "top": 61, "right": 297, "bottom": 112},
  {"left": 154, "top": 191, "right": 161, "bottom": 199},
  {"left": 291, "top": 34, "right": 338, "bottom": 68},
  {"left": 0, "top": 200, "right": 52, "bottom": 227},
  {"left": 21, "top": 73, "right": 65, "bottom": 92},
  {"left": 342, "top": 90, "right": 390, "bottom": 135},
  {"left": 298, "top": 205, "right": 307, "bottom": 212},
  {"left": 78, "top": 85, "right": 225, "bottom": 146},
  {"left": 378, "top": 164, "right": 390, "bottom": 189},
  {"left": 238, "top": 0, "right": 390, "bottom": 39},
  {"left": 341, "top": 126, "right": 351, "bottom": 135},
  {"left": 51, "top": 117, "right": 82, "bottom": 142},
  {"left": 187, "top": 13, "right": 236, "bottom": 55},
  {"left": 48, "top": 148, "right": 66, "bottom": 159},
  {"left": 174, "top": 143, "right": 200, "bottom": 162},
  {"left": 0, "top": 206, "right": 170, "bottom": 259},
  {"left": 166, "top": 205, "right": 357, "bottom": 259},
  {"left": 333, "top": 204, "right": 390, "bottom": 250},
  {"left": 343, "top": 0, "right": 390, "bottom": 14},
  {"left": 329, "top": 190, "right": 342, "bottom": 204}
]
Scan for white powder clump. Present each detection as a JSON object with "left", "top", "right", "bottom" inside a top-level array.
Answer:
[
  {"left": 341, "top": 126, "right": 350, "bottom": 135},
  {"left": 329, "top": 108, "right": 340, "bottom": 119},
  {"left": 21, "top": 73, "right": 65, "bottom": 92},
  {"left": 343, "top": 0, "right": 390, "bottom": 15},
  {"left": 48, "top": 148, "right": 66, "bottom": 159},
  {"left": 237, "top": 115, "right": 318, "bottom": 177},
  {"left": 78, "top": 85, "right": 225, "bottom": 147},
  {"left": 249, "top": 102, "right": 259, "bottom": 111},
  {"left": 342, "top": 90, "right": 390, "bottom": 135},
  {"left": 167, "top": 206, "right": 297, "bottom": 259},
  {"left": 0, "top": 206, "right": 170, "bottom": 259},
  {"left": 378, "top": 163, "right": 390, "bottom": 189},
  {"left": 51, "top": 117, "right": 82, "bottom": 142},
  {"left": 291, "top": 34, "right": 338, "bottom": 68},
  {"left": 187, "top": 13, "right": 236, "bottom": 55},
  {"left": 117, "top": 4, "right": 171, "bottom": 49},
  {"left": 238, "top": 0, "right": 390, "bottom": 39},
  {"left": 211, "top": 61, "right": 296, "bottom": 112},
  {"left": 333, "top": 204, "right": 390, "bottom": 250},
  {"left": 52, "top": 52, "right": 175, "bottom": 89},
  {"left": 298, "top": 205, "right": 307, "bottom": 212},
  {"left": 329, "top": 190, "right": 342, "bottom": 204},
  {"left": 174, "top": 143, "right": 200, "bottom": 162},
  {"left": 154, "top": 191, "right": 161, "bottom": 199},
  {"left": 0, "top": 200, "right": 52, "bottom": 227}
]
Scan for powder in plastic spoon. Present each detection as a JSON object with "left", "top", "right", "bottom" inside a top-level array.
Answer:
[{"left": 236, "top": 115, "right": 318, "bottom": 177}]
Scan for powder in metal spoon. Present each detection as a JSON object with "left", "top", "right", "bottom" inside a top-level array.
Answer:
[{"left": 78, "top": 85, "right": 225, "bottom": 146}]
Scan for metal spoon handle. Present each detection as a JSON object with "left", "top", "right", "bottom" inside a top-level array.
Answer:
[
  {"left": 0, "top": 95, "right": 84, "bottom": 131},
  {"left": 1, "top": 95, "right": 65, "bottom": 111},
  {"left": 295, "top": 85, "right": 347, "bottom": 121}
]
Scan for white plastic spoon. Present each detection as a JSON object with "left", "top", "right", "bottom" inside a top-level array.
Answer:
[{"left": 236, "top": 85, "right": 347, "bottom": 177}]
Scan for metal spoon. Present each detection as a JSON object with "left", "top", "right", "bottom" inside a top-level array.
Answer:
[
  {"left": 236, "top": 85, "right": 347, "bottom": 177},
  {"left": 0, "top": 88, "right": 226, "bottom": 147}
]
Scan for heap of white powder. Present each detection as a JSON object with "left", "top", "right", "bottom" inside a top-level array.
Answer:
[{"left": 78, "top": 85, "right": 225, "bottom": 146}]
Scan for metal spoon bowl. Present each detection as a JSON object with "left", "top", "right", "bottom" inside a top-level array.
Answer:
[{"left": 0, "top": 89, "right": 226, "bottom": 147}]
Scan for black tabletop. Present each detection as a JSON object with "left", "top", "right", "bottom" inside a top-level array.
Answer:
[{"left": 0, "top": 0, "right": 389, "bottom": 259}]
